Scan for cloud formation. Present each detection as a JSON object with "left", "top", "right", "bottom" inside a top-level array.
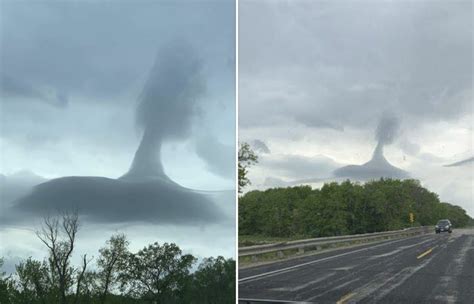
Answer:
[
  {"left": 122, "top": 41, "right": 205, "bottom": 182},
  {"left": 250, "top": 139, "right": 271, "bottom": 154},
  {"left": 7, "top": 177, "right": 227, "bottom": 225},
  {"left": 5, "top": 41, "right": 229, "bottom": 226},
  {"left": 1, "top": 73, "right": 68, "bottom": 107},
  {"left": 195, "top": 135, "right": 234, "bottom": 180},
  {"left": 239, "top": 0, "right": 472, "bottom": 130},
  {"left": 239, "top": 0, "right": 471, "bottom": 216}
]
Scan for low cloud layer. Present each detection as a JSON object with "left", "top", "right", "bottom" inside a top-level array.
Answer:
[
  {"left": 7, "top": 177, "right": 230, "bottom": 225},
  {"left": 1, "top": 73, "right": 68, "bottom": 107},
  {"left": 0, "top": 171, "right": 47, "bottom": 208},
  {"left": 444, "top": 156, "right": 474, "bottom": 167}
]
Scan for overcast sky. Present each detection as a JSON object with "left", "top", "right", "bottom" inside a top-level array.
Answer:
[
  {"left": 0, "top": 0, "right": 235, "bottom": 270},
  {"left": 239, "top": 0, "right": 473, "bottom": 216}
]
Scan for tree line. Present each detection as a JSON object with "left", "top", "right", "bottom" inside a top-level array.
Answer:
[
  {"left": 239, "top": 178, "right": 473, "bottom": 238},
  {"left": 0, "top": 213, "right": 235, "bottom": 304}
]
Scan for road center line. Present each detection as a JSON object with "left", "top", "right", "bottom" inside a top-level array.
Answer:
[
  {"left": 417, "top": 248, "right": 433, "bottom": 259},
  {"left": 336, "top": 292, "right": 356, "bottom": 304}
]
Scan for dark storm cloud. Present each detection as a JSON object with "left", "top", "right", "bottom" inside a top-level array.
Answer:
[
  {"left": 251, "top": 140, "right": 271, "bottom": 154},
  {"left": 334, "top": 116, "right": 409, "bottom": 180},
  {"left": 375, "top": 114, "right": 399, "bottom": 147},
  {"left": 0, "top": 74, "right": 68, "bottom": 107},
  {"left": 136, "top": 41, "right": 204, "bottom": 140},
  {"left": 5, "top": 177, "right": 226, "bottom": 225},
  {"left": 122, "top": 41, "right": 205, "bottom": 181},
  {"left": 239, "top": 0, "right": 472, "bottom": 130}
]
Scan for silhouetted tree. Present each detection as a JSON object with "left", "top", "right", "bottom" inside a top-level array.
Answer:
[
  {"left": 238, "top": 142, "right": 258, "bottom": 193},
  {"left": 97, "top": 234, "right": 129, "bottom": 304},
  {"left": 35, "top": 211, "right": 80, "bottom": 304}
]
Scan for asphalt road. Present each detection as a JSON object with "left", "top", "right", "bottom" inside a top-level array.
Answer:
[{"left": 239, "top": 229, "right": 474, "bottom": 304}]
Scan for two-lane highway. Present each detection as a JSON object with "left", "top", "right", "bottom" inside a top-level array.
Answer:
[{"left": 239, "top": 229, "right": 474, "bottom": 303}]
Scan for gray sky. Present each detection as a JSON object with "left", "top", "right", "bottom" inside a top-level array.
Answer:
[
  {"left": 0, "top": 0, "right": 235, "bottom": 268},
  {"left": 239, "top": 0, "right": 473, "bottom": 216}
]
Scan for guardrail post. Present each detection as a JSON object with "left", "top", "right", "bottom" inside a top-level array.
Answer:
[
  {"left": 298, "top": 247, "right": 304, "bottom": 254},
  {"left": 277, "top": 251, "right": 284, "bottom": 258}
]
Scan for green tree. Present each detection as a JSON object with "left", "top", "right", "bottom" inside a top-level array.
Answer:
[
  {"left": 15, "top": 258, "right": 53, "bottom": 304},
  {"left": 0, "top": 258, "right": 16, "bottom": 304},
  {"left": 238, "top": 142, "right": 258, "bottom": 193},
  {"left": 186, "top": 257, "right": 235, "bottom": 304},
  {"left": 239, "top": 178, "right": 473, "bottom": 240},
  {"left": 121, "top": 242, "right": 196, "bottom": 303},
  {"left": 97, "top": 234, "right": 129, "bottom": 304}
]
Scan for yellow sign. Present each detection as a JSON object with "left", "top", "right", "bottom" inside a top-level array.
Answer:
[{"left": 409, "top": 212, "right": 414, "bottom": 223}]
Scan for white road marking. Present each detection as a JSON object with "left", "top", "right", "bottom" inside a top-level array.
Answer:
[
  {"left": 369, "top": 252, "right": 437, "bottom": 302},
  {"left": 368, "top": 238, "right": 432, "bottom": 259},
  {"left": 239, "top": 234, "right": 432, "bottom": 284},
  {"left": 325, "top": 238, "right": 442, "bottom": 302},
  {"left": 304, "top": 278, "right": 360, "bottom": 302},
  {"left": 331, "top": 266, "right": 354, "bottom": 271},
  {"left": 430, "top": 236, "right": 474, "bottom": 304},
  {"left": 270, "top": 272, "right": 336, "bottom": 292}
]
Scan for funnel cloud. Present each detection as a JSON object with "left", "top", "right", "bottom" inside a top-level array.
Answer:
[
  {"left": 122, "top": 41, "right": 205, "bottom": 182},
  {"left": 334, "top": 115, "right": 408, "bottom": 180},
  {"left": 375, "top": 114, "right": 399, "bottom": 147},
  {"left": 7, "top": 41, "right": 226, "bottom": 225}
]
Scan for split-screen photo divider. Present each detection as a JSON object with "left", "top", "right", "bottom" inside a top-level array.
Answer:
[{"left": 1, "top": 1, "right": 473, "bottom": 303}]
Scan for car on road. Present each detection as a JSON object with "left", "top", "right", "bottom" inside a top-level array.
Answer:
[{"left": 435, "top": 219, "right": 452, "bottom": 234}]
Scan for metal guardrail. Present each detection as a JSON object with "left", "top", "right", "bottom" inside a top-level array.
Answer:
[
  {"left": 239, "top": 299, "right": 311, "bottom": 304},
  {"left": 239, "top": 226, "right": 431, "bottom": 260}
]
